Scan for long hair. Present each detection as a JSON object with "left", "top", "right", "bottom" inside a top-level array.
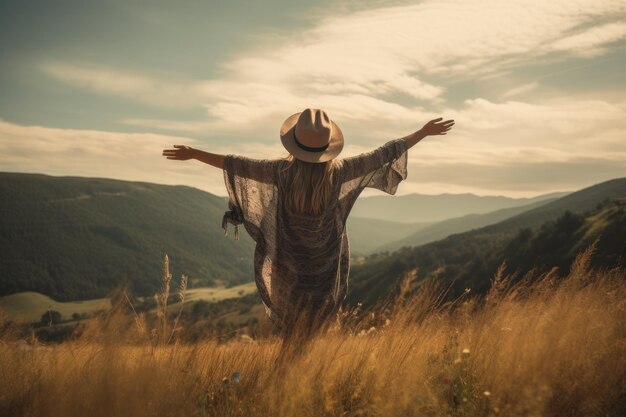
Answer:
[{"left": 279, "top": 155, "right": 343, "bottom": 215}]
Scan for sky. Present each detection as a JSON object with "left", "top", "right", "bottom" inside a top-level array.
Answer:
[{"left": 1, "top": 0, "right": 625, "bottom": 197}]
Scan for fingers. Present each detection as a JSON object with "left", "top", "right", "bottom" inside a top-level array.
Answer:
[
  {"left": 429, "top": 118, "right": 454, "bottom": 126},
  {"left": 162, "top": 147, "right": 184, "bottom": 154},
  {"left": 163, "top": 146, "right": 188, "bottom": 160},
  {"left": 429, "top": 118, "right": 454, "bottom": 135},
  {"left": 439, "top": 120, "right": 455, "bottom": 131},
  {"left": 163, "top": 144, "right": 188, "bottom": 154},
  {"left": 427, "top": 117, "right": 443, "bottom": 125},
  {"left": 163, "top": 152, "right": 182, "bottom": 161}
]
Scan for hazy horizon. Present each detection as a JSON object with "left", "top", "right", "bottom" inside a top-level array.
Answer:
[
  {"left": 1, "top": 0, "right": 625, "bottom": 198},
  {"left": 2, "top": 169, "right": 584, "bottom": 200}
]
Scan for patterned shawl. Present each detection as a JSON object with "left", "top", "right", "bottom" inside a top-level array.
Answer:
[{"left": 222, "top": 138, "right": 408, "bottom": 329}]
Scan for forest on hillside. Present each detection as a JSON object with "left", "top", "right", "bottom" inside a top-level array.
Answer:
[{"left": 348, "top": 198, "right": 625, "bottom": 306}]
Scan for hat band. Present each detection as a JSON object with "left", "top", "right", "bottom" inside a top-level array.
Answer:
[{"left": 293, "top": 132, "right": 330, "bottom": 153}]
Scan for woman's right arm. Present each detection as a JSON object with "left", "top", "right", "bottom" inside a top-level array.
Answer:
[
  {"left": 339, "top": 138, "right": 407, "bottom": 185},
  {"left": 162, "top": 145, "right": 225, "bottom": 169},
  {"left": 341, "top": 117, "right": 454, "bottom": 178}
]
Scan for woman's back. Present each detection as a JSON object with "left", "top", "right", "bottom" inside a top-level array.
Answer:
[{"left": 222, "top": 138, "right": 409, "bottom": 331}]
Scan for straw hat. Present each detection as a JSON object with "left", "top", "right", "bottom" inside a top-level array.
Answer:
[{"left": 280, "top": 108, "right": 344, "bottom": 163}]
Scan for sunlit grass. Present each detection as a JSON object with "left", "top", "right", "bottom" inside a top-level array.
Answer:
[{"left": 0, "top": 245, "right": 624, "bottom": 417}]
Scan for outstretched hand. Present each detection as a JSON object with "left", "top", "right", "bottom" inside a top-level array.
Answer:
[
  {"left": 402, "top": 117, "right": 455, "bottom": 149},
  {"left": 420, "top": 117, "right": 455, "bottom": 136},
  {"left": 162, "top": 145, "right": 196, "bottom": 161}
]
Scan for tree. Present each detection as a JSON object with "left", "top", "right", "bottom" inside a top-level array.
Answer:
[
  {"left": 41, "top": 310, "right": 62, "bottom": 326},
  {"left": 191, "top": 300, "right": 211, "bottom": 321}
]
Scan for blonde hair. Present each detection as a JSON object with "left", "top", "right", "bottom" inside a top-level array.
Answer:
[{"left": 279, "top": 155, "right": 343, "bottom": 215}]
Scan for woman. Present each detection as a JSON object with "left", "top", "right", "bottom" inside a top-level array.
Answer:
[{"left": 162, "top": 109, "right": 454, "bottom": 337}]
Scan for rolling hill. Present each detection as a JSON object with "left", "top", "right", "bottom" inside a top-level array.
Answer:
[
  {"left": 0, "top": 282, "right": 259, "bottom": 323},
  {"left": 2, "top": 172, "right": 621, "bottom": 309},
  {"left": 0, "top": 291, "right": 110, "bottom": 324},
  {"left": 0, "top": 172, "right": 256, "bottom": 301},
  {"left": 347, "top": 178, "right": 626, "bottom": 307},
  {"left": 374, "top": 197, "right": 559, "bottom": 254},
  {"left": 351, "top": 191, "right": 569, "bottom": 223}
]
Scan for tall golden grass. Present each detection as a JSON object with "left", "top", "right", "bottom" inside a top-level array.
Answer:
[{"left": 0, "top": 245, "right": 624, "bottom": 417}]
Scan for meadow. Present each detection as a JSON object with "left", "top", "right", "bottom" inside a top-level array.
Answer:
[
  {"left": 0, "top": 246, "right": 624, "bottom": 417},
  {"left": 0, "top": 282, "right": 258, "bottom": 324}
]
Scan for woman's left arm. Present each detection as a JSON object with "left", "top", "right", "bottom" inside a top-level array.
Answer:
[
  {"left": 401, "top": 118, "right": 455, "bottom": 149},
  {"left": 162, "top": 145, "right": 225, "bottom": 169}
]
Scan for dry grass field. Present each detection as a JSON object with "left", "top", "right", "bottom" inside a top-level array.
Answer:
[{"left": 0, "top": 246, "right": 624, "bottom": 417}]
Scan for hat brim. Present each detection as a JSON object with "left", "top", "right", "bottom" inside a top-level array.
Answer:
[{"left": 280, "top": 112, "right": 344, "bottom": 163}]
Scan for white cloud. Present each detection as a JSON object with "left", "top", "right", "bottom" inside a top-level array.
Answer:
[
  {"left": 0, "top": 120, "right": 228, "bottom": 195},
  {"left": 502, "top": 82, "right": 539, "bottom": 98},
  {"left": 197, "top": 0, "right": 626, "bottom": 116},
  {"left": 42, "top": 0, "right": 626, "bottom": 137},
  {"left": 550, "top": 21, "right": 626, "bottom": 57},
  {"left": 121, "top": 118, "right": 215, "bottom": 133},
  {"left": 29, "top": 0, "right": 626, "bottom": 197},
  {"left": 408, "top": 97, "right": 626, "bottom": 163},
  {"left": 2, "top": 93, "right": 625, "bottom": 199},
  {"left": 399, "top": 157, "right": 626, "bottom": 196},
  {"left": 42, "top": 63, "right": 205, "bottom": 108}
]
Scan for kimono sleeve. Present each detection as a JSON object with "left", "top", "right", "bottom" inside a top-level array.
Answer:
[
  {"left": 222, "top": 155, "right": 277, "bottom": 242},
  {"left": 340, "top": 138, "right": 408, "bottom": 195}
]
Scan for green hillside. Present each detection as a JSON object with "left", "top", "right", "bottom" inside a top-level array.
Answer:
[
  {"left": 0, "top": 172, "right": 256, "bottom": 301},
  {"left": 348, "top": 178, "right": 626, "bottom": 307},
  {"left": 375, "top": 197, "right": 558, "bottom": 253}
]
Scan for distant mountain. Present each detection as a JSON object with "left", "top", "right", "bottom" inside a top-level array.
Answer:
[
  {"left": 346, "top": 217, "right": 430, "bottom": 255},
  {"left": 0, "top": 172, "right": 255, "bottom": 301},
  {"left": 347, "top": 178, "right": 626, "bottom": 307},
  {"left": 374, "top": 197, "right": 559, "bottom": 253},
  {"left": 351, "top": 191, "right": 570, "bottom": 223}
]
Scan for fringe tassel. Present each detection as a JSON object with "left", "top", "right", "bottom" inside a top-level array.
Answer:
[
  {"left": 222, "top": 202, "right": 243, "bottom": 240},
  {"left": 221, "top": 213, "right": 229, "bottom": 236}
]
